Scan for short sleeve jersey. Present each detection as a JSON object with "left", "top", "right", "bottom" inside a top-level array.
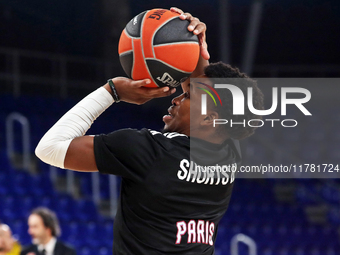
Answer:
[{"left": 94, "top": 128, "right": 241, "bottom": 255}]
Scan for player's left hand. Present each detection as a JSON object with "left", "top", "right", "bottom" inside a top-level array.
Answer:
[
  {"left": 105, "top": 77, "right": 176, "bottom": 105},
  {"left": 170, "top": 7, "right": 210, "bottom": 60}
]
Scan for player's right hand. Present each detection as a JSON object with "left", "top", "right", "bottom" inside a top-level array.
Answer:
[
  {"left": 105, "top": 77, "right": 176, "bottom": 105},
  {"left": 170, "top": 7, "right": 210, "bottom": 60}
]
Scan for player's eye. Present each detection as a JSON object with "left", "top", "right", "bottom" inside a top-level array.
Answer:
[{"left": 183, "top": 91, "right": 190, "bottom": 99}]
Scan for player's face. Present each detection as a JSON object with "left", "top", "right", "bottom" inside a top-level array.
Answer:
[
  {"left": 163, "top": 75, "right": 210, "bottom": 136},
  {"left": 28, "top": 214, "right": 50, "bottom": 245}
]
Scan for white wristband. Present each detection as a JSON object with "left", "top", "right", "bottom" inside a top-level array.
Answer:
[{"left": 35, "top": 87, "right": 114, "bottom": 168}]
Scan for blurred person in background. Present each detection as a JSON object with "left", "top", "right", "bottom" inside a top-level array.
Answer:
[
  {"left": 20, "top": 207, "right": 76, "bottom": 255},
  {"left": 0, "top": 223, "right": 21, "bottom": 255}
]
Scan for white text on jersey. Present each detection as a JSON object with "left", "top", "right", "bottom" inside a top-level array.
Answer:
[
  {"left": 176, "top": 220, "right": 215, "bottom": 245},
  {"left": 177, "top": 159, "right": 236, "bottom": 185}
]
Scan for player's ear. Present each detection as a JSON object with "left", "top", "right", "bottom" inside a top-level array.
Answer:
[{"left": 201, "top": 111, "right": 219, "bottom": 126}]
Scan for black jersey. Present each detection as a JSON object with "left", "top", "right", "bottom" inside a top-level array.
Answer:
[{"left": 94, "top": 128, "right": 241, "bottom": 255}]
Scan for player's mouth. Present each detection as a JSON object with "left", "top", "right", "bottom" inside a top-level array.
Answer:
[{"left": 163, "top": 107, "right": 175, "bottom": 122}]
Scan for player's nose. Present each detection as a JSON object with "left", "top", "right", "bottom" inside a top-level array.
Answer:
[{"left": 171, "top": 93, "right": 185, "bottom": 106}]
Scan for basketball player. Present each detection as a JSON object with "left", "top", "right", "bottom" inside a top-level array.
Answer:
[{"left": 35, "top": 7, "right": 264, "bottom": 255}]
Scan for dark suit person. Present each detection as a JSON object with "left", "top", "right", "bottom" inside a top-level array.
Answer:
[{"left": 20, "top": 207, "right": 76, "bottom": 255}]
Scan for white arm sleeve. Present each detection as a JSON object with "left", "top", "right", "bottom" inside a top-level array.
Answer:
[{"left": 35, "top": 87, "right": 114, "bottom": 169}]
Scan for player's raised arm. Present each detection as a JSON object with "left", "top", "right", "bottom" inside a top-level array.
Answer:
[{"left": 35, "top": 78, "right": 175, "bottom": 172}]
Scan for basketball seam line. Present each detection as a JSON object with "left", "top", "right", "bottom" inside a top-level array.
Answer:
[
  {"left": 131, "top": 39, "right": 135, "bottom": 78},
  {"left": 151, "top": 16, "right": 180, "bottom": 59},
  {"left": 119, "top": 50, "right": 133, "bottom": 56},
  {"left": 123, "top": 28, "right": 140, "bottom": 39},
  {"left": 145, "top": 58, "right": 192, "bottom": 74},
  {"left": 153, "top": 41, "right": 200, "bottom": 47},
  {"left": 141, "top": 10, "right": 159, "bottom": 87}
]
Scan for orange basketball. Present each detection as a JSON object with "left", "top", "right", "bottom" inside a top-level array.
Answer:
[{"left": 118, "top": 9, "right": 200, "bottom": 88}]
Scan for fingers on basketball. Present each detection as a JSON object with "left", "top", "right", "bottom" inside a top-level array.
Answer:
[{"left": 170, "top": 7, "right": 184, "bottom": 15}]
